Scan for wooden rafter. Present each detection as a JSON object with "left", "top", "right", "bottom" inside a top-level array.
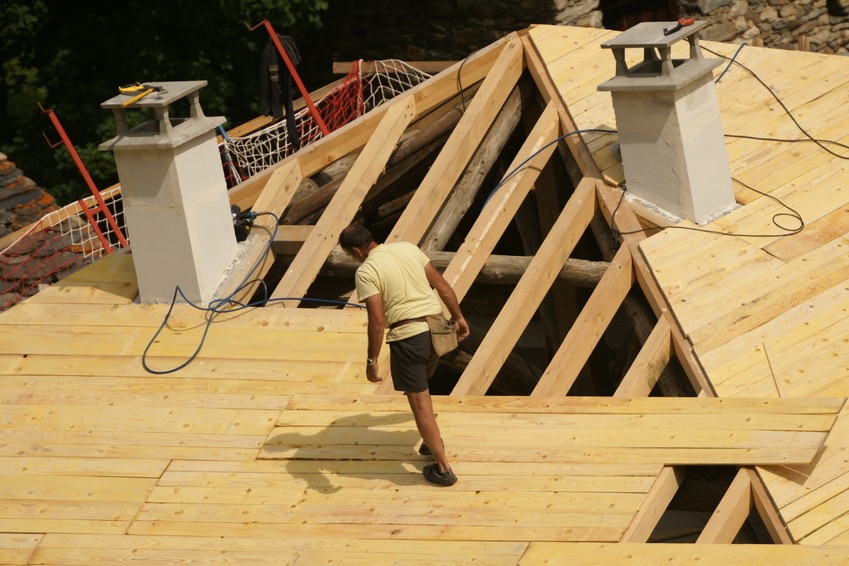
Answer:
[
  {"left": 697, "top": 468, "right": 753, "bottom": 543},
  {"left": 269, "top": 98, "right": 416, "bottom": 303},
  {"left": 614, "top": 317, "right": 673, "bottom": 397},
  {"left": 452, "top": 177, "right": 596, "bottom": 395},
  {"left": 532, "top": 239, "right": 634, "bottom": 397},
  {"left": 219, "top": 160, "right": 303, "bottom": 305},
  {"left": 441, "top": 100, "right": 561, "bottom": 301},
  {"left": 228, "top": 33, "right": 516, "bottom": 215},
  {"left": 422, "top": 82, "right": 526, "bottom": 252},
  {"left": 386, "top": 37, "right": 525, "bottom": 246},
  {"left": 621, "top": 466, "right": 686, "bottom": 543}
]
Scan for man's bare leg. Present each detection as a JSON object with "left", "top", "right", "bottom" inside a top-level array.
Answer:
[{"left": 406, "top": 390, "right": 451, "bottom": 474}]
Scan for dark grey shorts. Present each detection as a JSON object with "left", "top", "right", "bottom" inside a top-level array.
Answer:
[{"left": 388, "top": 331, "right": 439, "bottom": 393}]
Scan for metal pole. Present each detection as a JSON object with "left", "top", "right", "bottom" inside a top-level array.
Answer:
[
  {"left": 39, "top": 103, "right": 129, "bottom": 249},
  {"left": 248, "top": 19, "right": 331, "bottom": 136}
]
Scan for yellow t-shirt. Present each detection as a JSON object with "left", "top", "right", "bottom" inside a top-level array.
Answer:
[{"left": 355, "top": 242, "right": 441, "bottom": 342}]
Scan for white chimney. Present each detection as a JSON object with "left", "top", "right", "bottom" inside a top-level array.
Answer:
[
  {"left": 598, "top": 21, "right": 736, "bottom": 224},
  {"left": 100, "top": 80, "right": 238, "bottom": 305}
]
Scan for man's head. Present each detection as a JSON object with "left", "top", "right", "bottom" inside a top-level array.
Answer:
[{"left": 339, "top": 224, "right": 375, "bottom": 263}]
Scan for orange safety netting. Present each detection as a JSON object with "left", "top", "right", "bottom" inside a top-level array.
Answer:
[
  {"left": 222, "top": 59, "right": 431, "bottom": 183},
  {"left": 0, "top": 60, "right": 431, "bottom": 312},
  {"left": 0, "top": 187, "right": 125, "bottom": 311}
]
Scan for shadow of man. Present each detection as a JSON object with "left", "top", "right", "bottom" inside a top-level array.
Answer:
[{"left": 263, "top": 411, "right": 428, "bottom": 492}]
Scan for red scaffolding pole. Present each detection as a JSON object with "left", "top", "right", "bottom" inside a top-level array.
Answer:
[
  {"left": 247, "top": 19, "right": 330, "bottom": 136},
  {"left": 39, "top": 103, "right": 129, "bottom": 252}
]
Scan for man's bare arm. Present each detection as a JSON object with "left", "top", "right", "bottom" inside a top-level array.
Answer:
[{"left": 424, "top": 262, "right": 470, "bottom": 342}]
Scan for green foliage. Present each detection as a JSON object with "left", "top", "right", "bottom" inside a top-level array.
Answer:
[{"left": 1, "top": 0, "right": 328, "bottom": 205}]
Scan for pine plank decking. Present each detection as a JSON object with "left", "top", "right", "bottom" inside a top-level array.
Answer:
[
  {"left": 530, "top": 23, "right": 849, "bottom": 548},
  {"left": 0, "top": 254, "right": 840, "bottom": 563},
  {"left": 2, "top": 23, "right": 849, "bottom": 564}
]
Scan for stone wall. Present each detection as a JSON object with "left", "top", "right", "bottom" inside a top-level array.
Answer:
[
  {"left": 555, "top": 0, "right": 849, "bottom": 54},
  {"left": 315, "top": 0, "right": 848, "bottom": 86},
  {"left": 697, "top": 0, "right": 849, "bottom": 53}
]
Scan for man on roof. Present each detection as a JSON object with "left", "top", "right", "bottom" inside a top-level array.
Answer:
[{"left": 339, "top": 224, "right": 470, "bottom": 486}]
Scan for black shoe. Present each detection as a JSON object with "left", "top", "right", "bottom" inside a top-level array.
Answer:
[
  {"left": 418, "top": 442, "right": 432, "bottom": 456},
  {"left": 423, "top": 463, "right": 457, "bottom": 486},
  {"left": 828, "top": 0, "right": 848, "bottom": 17}
]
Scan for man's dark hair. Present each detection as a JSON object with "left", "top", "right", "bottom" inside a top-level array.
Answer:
[{"left": 339, "top": 224, "right": 375, "bottom": 250}]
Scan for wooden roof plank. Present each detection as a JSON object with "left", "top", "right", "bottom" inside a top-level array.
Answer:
[
  {"left": 149, "top": 472, "right": 655, "bottom": 497},
  {"left": 258, "top": 440, "right": 823, "bottom": 467},
  {"left": 386, "top": 36, "right": 525, "bottom": 245},
  {"left": 274, "top": 409, "right": 838, "bottom": 432},
  {"left": 32, "top": 534, "right": 526, "bottom": 565},
  {"left": 615, "top": 317, "right": 672, "bottom": 397},
  {"left": 699, "top": 280, "right": 849, "bottom": 393},
  {"left": 264, "top": 424, "right": 829, "bottom": 452},
  {"left": 0, "top": 534, "right": 41, "bottom": 566},
  {"left": 0, "top": 456, "right": 167, "bottom": 478},
  {"left": 764, "top": 200, "right": 849, "bottom": 261},
  {"left": 452, "top": 178, "right": 596, "bottom": 395},
  {"left": 620, "top": 466, "right": 684, "bottom": 543},
  {"left": 126, "top": 518, "right": 625, "bottom": 542},
  {"left": 0, "top": 326, "right": 365, "bottom": 362},
  {"left": 284, "top": 394, "right": 845, "bottom": 415},
  {"left": 519, "top": 542, "right": 849, "bottom": 564},
  {"left": 533, "top": 244, "right": 633, "bottom": 396},
  {"left": 270, "top": 96, "right": 416, "bottom": 302},
  {"left": 440, "top": 100, "right": 560, "bottom": 299},
  {"left": 682, "top": 249, "right": 824, "bottom": 346},
  {"left": 0, "top": 300, "right": 368, "bottom": 332},
  {"left": 0, "top": 353, "right": 370, "bottom": 385}
]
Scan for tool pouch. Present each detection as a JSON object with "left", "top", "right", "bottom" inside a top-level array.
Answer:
[{"left": 426, "top": 314, "right": 458, "bottom": 356}]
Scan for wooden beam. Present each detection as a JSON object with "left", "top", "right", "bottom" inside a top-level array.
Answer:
[
  {"left": 451, "top": 178, "right": 596, "bottom": 396},
  {"left": 745, "top": 467, "right": 794, "bottom": 544},
  {"left": 530, "top": 109, "right": 578, "bottom": 345},
  {"left": 532, "top": 244, "right": 633, "bottom": 397},
  {"left": 422, "top": 81, "right": 526, "bottom": 252},
  {"left": 281, "top": 98, "right": 464, "bottom": 226},
  {"left": 697, "top": 468, "right": 752, "bottom": 543},
  {"left": 332, "top": 61, "right": 456, "bottom": 75},
  {"left": 310, "top": 248, "right": 608, "bottom": 288},
  {"left": 227, "top": 33, "right": 516, "bottom": 215},
  {"left": 614, "top": 317, "right": 672, "bottom": 397},
  {"left": 219, "top": 161, "right": 303, "bottom": 305},
  {"left": 621, "top": 466, "right": 686, "bottom": 542},
  {"left": 441, "top": 101, "right": 561, "bottom": 300},
  {"left": 594, "top": 181, "right": 715, "bottom": 396},
  {"left": 386, "top": 36, "right": 525, "bottom": 246},
  {"left": 521, "top": 34, "right": 602, "bottom": 180},
  {"left": 269, "top": 97, "right": 416, "bottom": 303}
]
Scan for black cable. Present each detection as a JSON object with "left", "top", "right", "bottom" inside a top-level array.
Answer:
[
  {"left": 726, "top": 133, "right": 849, "bottom": 152},
  {"left": 610, "top": 177, "right": 805, "bottom": 239},
  {"left": 703, "top": 44, "right": 849, "bottom": 160},
  {"left": 484, "top": 128, "right": 619, "bottom": 205},
  {"left": 455, "top": 51, "right": 476, "bottom": 113},
  {"left": 142, "top": 211, "right": 365, "bottom": 375}
]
